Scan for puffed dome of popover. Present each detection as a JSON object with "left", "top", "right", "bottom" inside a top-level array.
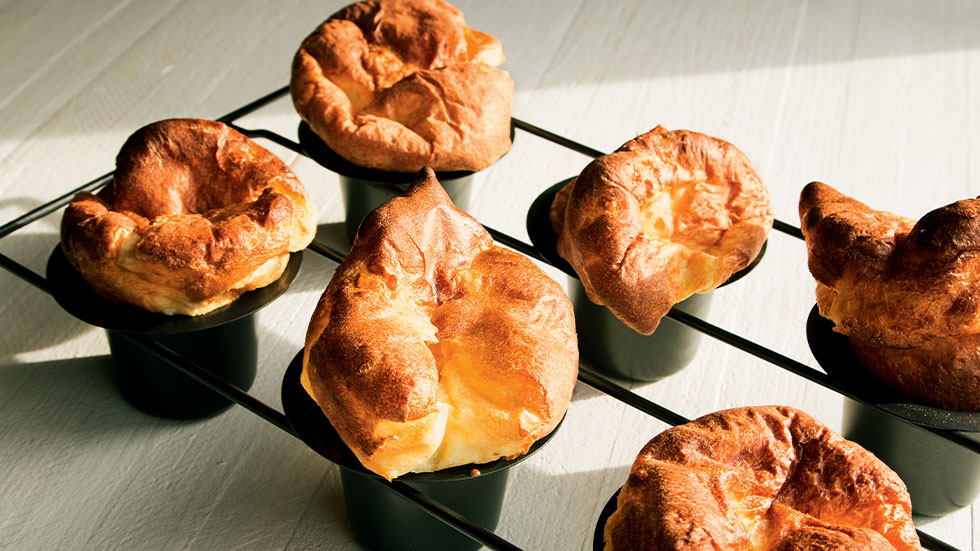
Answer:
[
  {"left": 290, "top": 0, "right": 514, "bottom": 172},
  {"left": 60, "top": 118, "right": 317, "bottom": 316},
  {"left": 604, "top": 406, "right": 920, "bottom": 551}
]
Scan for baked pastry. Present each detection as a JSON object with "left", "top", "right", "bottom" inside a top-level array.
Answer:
[
  {"left": 302, "top": 168, "right": 577, "bottom": 480},
  {"left": 60, "top": 118, "right": 317, "bottom": 316},
  {"left": 551, "top": 126, "right": 772, "bottom": 335},
  {"left": 603, "top": 406, "right": 921, "bottom": 551},
  {"left": 290, "top": 0, "right": 513, "bottom": 172},
  {"left": 801, "top": 181, "right": 980, "bottom": 347},
  {"left": 800, "top": 181, "right": 980, "bottom": 410},
  {"left": 848, "top": 333, "right": 980, "bottom": 411}
]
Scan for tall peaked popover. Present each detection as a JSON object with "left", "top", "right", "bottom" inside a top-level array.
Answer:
[
  {"left": 303, "top": 168, "right": 578, "bottom": 480},
  {"left": 800, "top": 181, "right": 980, "bottom": 410},
  {"left": 604, "top": 406, "right": 920, "bottom": 551}
]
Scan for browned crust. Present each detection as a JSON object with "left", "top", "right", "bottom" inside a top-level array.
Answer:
[
  {"left": 603, "top": 406, "right": 920, "bottom": 551},
  {"left": 290, "top": 0, "right": 514, "bottom": 172},
  {"left": 551, "top": 126, "right": 772, "bottom": 334},
  {"left": 799, "top": 181, "right": 980, "bottom": 346},
  {"left": 303, "top": 168, "right": 577, "bottom": 479},
  {"left": 800, "top": 182, "right": 980, "bottom": 409},
  {"left": 849, "top": 333, "right": 980, "bottom": 411},
  {"left": 59, "top": 119, "right": 317, "bottom": 315}
]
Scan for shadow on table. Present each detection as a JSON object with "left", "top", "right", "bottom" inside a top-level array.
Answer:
[
  {"left": 0, "top": 196, "right": 66, "bottom": 227},
  {"left": 0, "top": 353, "right": 362, "bottom": 549},
  {"left": 0, "top": 355, "right": 176, "bottom": 442},
  {"left": 0, "top": 230, "right": 97, "bottom": 359}
]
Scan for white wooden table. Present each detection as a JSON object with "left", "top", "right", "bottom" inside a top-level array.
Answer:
[{"left": 1, "top": 1, "right": 977, "bottom": 549}]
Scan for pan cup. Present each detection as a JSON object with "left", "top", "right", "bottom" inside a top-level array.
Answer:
[
  {"left": 337, "top": 461, "right": 510, "bottom": 551},
  {"left": 841, "top": 401, "right": 980, "bottom": 516},
  {"left": 281, "top": 351, "right": 562, "bottom": 551},
  {"left": 527, "top": 179, "right": 765, "bottom": 382},
  {"left": 570, "top": 282, "right": 713, "bottom": 381},
  {"left": 806, "top": 305, "right": 980, "bottom": 516},
  {"left": 338, "top": 171, "right": 473, "bottom": 246},
  {"left": 103, "top": 317, "right": 257, "bottom": 419},
  {"left": 297, "top": 122, "right": 514, "bottom": 245},
  {"left": 46, "top": 246, "right": 302, "bottom": 419},
  {"left": 592, "top": 486, "right": 621, "bottom": 551}
]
